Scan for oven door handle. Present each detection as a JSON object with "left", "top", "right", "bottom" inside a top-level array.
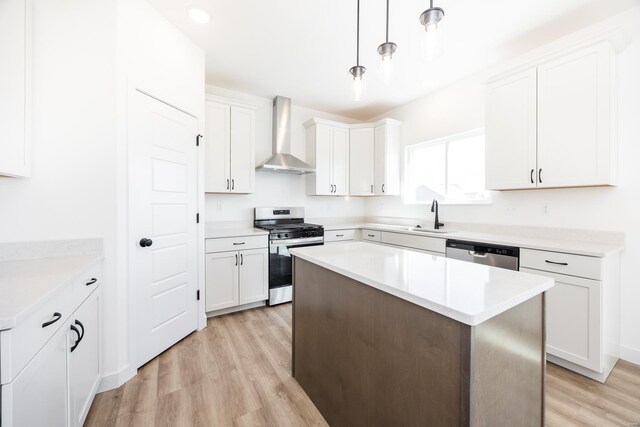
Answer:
[{"left": 271, "top": 237, "right": 324, "bottom": 246}]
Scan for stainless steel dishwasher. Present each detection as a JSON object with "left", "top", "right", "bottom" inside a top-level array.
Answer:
[{"left": 445, "top": 239, "right": 520, "bottom": 271}]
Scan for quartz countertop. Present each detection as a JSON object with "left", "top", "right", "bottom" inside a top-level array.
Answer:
[
  {"left": 0, "top": 254, "right": 103, "bottom": 329},
  {"left": 290, "top": 241, "right": 554, "bottom": 326},
  {"left": 205, "top": 227, "right": 269, "bottom": 239},
  {"left": 316, "top": 222, "right": 622, "bottom": 257}
]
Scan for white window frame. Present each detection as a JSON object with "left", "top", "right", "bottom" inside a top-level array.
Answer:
[{"left": 403, "top": 128, "right": 491, "bottom": 206}]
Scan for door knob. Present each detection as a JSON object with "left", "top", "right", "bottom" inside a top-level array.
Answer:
[{"left": 139, "top": 238, "right": 153, "bottom": 247}]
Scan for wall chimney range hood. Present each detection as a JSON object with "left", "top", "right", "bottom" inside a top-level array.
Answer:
[{"left": 256, "top": 96, "right": 315, "bottom": 175}]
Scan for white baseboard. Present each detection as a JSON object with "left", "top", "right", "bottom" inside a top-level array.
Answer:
[
  {"left": 97, "top": 364, "right": 137, "bottom": 393},
  {"left": 620, "top": 345, "right": 640, "bottom": 366}
]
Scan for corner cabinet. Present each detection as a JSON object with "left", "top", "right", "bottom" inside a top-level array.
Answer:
[
  {"left": 1, "top": 261, "right": 103, "bottom": 426},
  {"left": 205, "top": 235, "right": 269, "bottom": 313},
  {"left": 0, "top": 0, "right": 31, "bottom": 178},
  {"left": 486, "top": 39, "right": 619, "bottom": 190},
  {"left": 305, "top": 120, "right": 350, "bottom": 196},
  {"left": 305, "top": 118, "right": 401, "bottom": 197},
  {"left": 204, "top": 98, "right": 257, "bottom": 194}
]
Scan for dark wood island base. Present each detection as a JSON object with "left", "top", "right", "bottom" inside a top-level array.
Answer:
[{"left": 292, "top": 258, "right": 545, "bottom": 427}]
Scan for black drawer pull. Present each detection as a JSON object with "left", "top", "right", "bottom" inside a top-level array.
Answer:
[
  {"left": 233, "top": 242, "right": 245, "bottom": 246},
  {"left": 367, "top": 234, "right": 375, "bottom": 237},
  {"left": 545, "top": 260, "right": 568, "bottom": 266},
  {"left": 530, "top": 169, "right": 534, "bottom": 184},
  {"left": 86, "top": 278, "right": 97, "bottom": 286},
  {"left": 336, "top": 234, "right": 344, "bottom": 237},
  {"left": 42, "top": 312, "right": 62, "bottom": 328},
  {"left": 70, "top": 324, "right": 81, "bottom": 352}
]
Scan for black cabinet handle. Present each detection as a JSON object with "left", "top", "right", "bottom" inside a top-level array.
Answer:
[
  {"left": 231, "top": 179, "right": 235, "bottom": 190},
  {"left": 235, "top": 254, "right": 238, "bottom": 266},
  {"left": 336, "top": 234, "right": 344, "bottom": 237},
  {"left": 86, "top": 278, "right": 97, "bottom": 286},
  {"left": 370, "top": 184, "right": 373, "bottom": 194},
  {"left": 240, "top": 254, "right": 244, "bottom": 265},
  {"left": 539, "top": 168, "right": 543, "bottom": 183},
  {"left": 545, "top": 260, "right": 568, "bottom": 266},
  {"left": 139, "top": 238, "right": 153, "bottom": 247},
  {"left": 226, "top": 179, "right": 230, "bottom": 190},
  {"left": 367, "top": 234, "right": 375, "bottom": 237},
  {"left": 70, "top": 324, "right": 81, "bottom": 352},
  {"left": 75, "top": 320, "right": 85, "bottom": 342},
  {"left": 382, "top": 184, "right": 385, "bottom": 193},
  {"left": 531, "top": 169, "right": 534, "bottom": 184},
  {"left": 42, "top": 312, "right": 62, "bottom": 328},
  {"left": 233, "top": 242, "right": 245, "bottom": 246}
]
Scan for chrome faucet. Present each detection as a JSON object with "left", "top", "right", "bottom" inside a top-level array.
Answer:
[{"left": 431, "top": 199, "right": 444, "bottom": 230}]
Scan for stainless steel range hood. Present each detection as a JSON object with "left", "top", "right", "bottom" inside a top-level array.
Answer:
[{"left": 256, "top": 96, "right": 315, "bottom": 175}]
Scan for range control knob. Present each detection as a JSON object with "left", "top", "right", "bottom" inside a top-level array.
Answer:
[
  {"left": 285, "top": 234, "right": 289, "bottom": 238},
  {"left": 277, "top": 234, "right": 281, "bottom": 238}
]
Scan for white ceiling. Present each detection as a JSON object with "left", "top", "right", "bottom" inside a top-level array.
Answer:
[{"left": 147, "top": 0, "right": 637, "bottom": 120}]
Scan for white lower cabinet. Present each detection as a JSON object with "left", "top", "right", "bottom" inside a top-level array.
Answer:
[
  {"left": 1, "top": 263, "right": 103, "bottom": 426},
  {"left": 324, "top": 229, "right": 358, "bottom": 243},
  {"left": 205, "top": 237, "right": 268, "bottom": 313}
]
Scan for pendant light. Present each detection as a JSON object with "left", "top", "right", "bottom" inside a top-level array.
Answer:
[
  {"left": 349, "top": 0, "right": 366, "bottom": 101},
  {"left": 419, "top": 0, "right": 445, "bottom": 60},
  {"left": 377, "top": 0, "right": 397, "bottom": 84}
]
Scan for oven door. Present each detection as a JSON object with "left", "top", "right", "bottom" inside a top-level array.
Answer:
[{"left": 269, "top": 237, "right": 324, "bottom": 290}]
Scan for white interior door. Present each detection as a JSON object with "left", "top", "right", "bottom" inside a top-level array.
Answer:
[
  {"left": 131, "top": 90, "right": 199, "bottom": 368},
  {"left": 204, "top": 101, "right": 230, "bottom": 192},
  {"left": 229, "top": 106, "right": 255, "bottom": 193}
]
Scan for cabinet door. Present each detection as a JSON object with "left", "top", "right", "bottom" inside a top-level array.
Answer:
[
  {"left": 0, "top": 0, "right": 31, "bottom": 177},
  {"left": 205, "top": 251, "right": 239, "bottom": 311},
  {"left": 349, "top": 128, "right": 374, "bottom": 196},
  {"left": 313, "top": 124, "right": 334, "bottom": 195},
  {"left": 332, "top": 127, "right": 350, "bottom": 196},
  {"left": 537, "top": 43, "right": 614, "bottom": 188},
  {"left": 230, "top": 106, "right": 256, "bottom": 193},
  {"left": 485, "top": 68, "right": 537, "bottom": 190},
  {"left": 374, "top": 125, "right": 387, "bottom": 195},
  {"left": 521, "top": 268, "right": 601, "bottom": 371},
  {"left": 70, "top": 290, "right": 101, "bottom": 427},
  {"left": 205, "top": 101, "right": 231, "bottom": 192},
  {"left": 239, "top": 248, "right": 269, "bottom": 305},
  {"left": 2, "top": 321, "right": 69, "bottom": 426}
]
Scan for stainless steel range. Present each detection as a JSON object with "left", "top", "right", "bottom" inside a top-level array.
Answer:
[{"left": 254, "top": 207, "right": 324, "bottom": 306}]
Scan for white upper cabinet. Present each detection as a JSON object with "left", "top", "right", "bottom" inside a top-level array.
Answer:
[
  {"left": 537, "top": 42, "right": 616, "bottom": 188},
  {"left": 205, "top": 98, "right": 256, "bottom": 193},
  {"left": 305, "top": 120, "right": 350, "bottom": 196},
  {"left": 373, "top": 120, "right": 401, "bottom": 196},
  {"left": 485, "top": 69, "right": 538, "bottom": 190},
  {"left": 0, "top": 0, "right": 31, "bottom": 178},
  {"left": 486, "top": 39, "right": 618, "bottom": 191},
  {"left": 349, "top": 128, "right": 375, "bottom": 196}
]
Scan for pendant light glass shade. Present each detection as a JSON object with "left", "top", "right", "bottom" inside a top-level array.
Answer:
[
  {"left": 420, "top": 1, "right": 444, "bottom": 60},
  {"left": 377, "top": 0, "right": 397, "bottom": 84},
  {"left": 349, "top": 0, "right": 366, "bottom": 101}
]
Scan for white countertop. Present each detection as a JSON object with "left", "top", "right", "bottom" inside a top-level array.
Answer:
[
  {"left": 290, "top": 242, "right": 554, "bottom": 326},
  {"left": 320, "top": 222, "right": 622, "bottom": 257},
  {"left": 0, "top": 254, "right": 102, "bottom": 329},
  {"left": 205, "top": 227, "right": 269, "bottom": 239}
]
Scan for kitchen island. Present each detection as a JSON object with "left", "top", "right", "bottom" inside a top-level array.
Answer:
[{"left": 290, "top": 241, "right": 554, "bottom": 427}]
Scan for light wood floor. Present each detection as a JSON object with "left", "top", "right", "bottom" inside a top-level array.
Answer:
[{"left": 86, "top": 304, "right": 640, "bottom": 426}]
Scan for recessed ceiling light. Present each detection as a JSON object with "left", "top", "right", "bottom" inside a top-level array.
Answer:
[
  {"left": 421, "top": 79, "right": 436, "bottom": 88},
  {"left": 188, "top": 7, "right": 210, "bottom": 24}
]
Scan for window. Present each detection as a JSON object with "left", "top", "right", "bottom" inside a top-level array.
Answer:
[{"left": 404, "top": 129, "right": 490, "bottom": 204}]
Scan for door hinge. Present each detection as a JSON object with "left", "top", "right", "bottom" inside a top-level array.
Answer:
[
  {"left": 196, "top": 213, "right": 200, "bottom": 223},
  {"left": 196, "top": 134, "right": 203, "bottom": 147},
  {"left": 197, "top": 289, "right": 200, "bottom": 300}
]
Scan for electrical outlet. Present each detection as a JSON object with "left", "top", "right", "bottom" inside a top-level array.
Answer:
[
  {"left": 505, "top": 204, "right": 517, "bottom": 216},
  {"left": 542, "top": 204, "right": 549, "bottom": 215},
  {"left": 216, "top": 204, "right": 223, "bottom": 213}
]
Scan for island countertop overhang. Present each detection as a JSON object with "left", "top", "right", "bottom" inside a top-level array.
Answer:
[{"left": 290, "top": 241, "right": 554, "bottom": 326}]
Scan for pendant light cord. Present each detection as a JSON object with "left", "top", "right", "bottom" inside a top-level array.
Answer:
[
  {"left": 356, "top": 0, "right": 360, "bottom": 66},
  {"left": 386, "top": 0, "right": 389, "bottom": 43}
]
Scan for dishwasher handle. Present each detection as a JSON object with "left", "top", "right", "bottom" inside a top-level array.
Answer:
[{"left": 469, "top": 250, "right": 488, "bottom": 258}]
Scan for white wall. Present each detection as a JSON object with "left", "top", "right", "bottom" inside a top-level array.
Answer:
[
  {"left": 204, "top": 86, "right": 366, "bottom": 223},
  {"left": 365, "top": 8, "right": 640, "bottom": 362},
  {"left": 0, "top": 0, "right": 122, "bottom": 373}
]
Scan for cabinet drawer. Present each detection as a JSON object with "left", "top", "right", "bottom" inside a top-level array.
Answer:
[
  {"left": 72, "top": 261, "right": 102, "bottom": 308},
  {"left": 520, "top": 248, "right": 601, "bottom": 280},
  {"left": 206, "top": 235, "right": 268, "bottom": 253},
  {"left": 362, "top": 230, "right": 381, "bottom": 242},
  {"left": 381, "top": 232, "right": 446, "bottom": 254},
  {"left": 1, "top": 284, "right": 73, "bottom": 384},
  {"left": 325, "top": 229, "right": 356, "bottom": 242}
]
